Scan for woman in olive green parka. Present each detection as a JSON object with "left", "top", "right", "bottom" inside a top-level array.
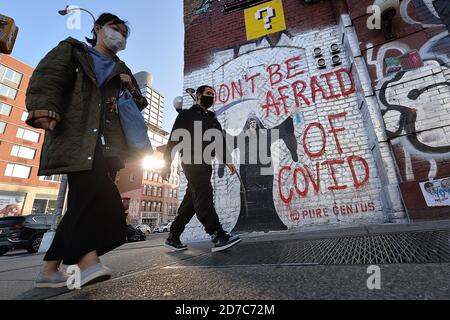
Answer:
[{"left": 26, "top": 13, "right": 148, "bottom": 288}]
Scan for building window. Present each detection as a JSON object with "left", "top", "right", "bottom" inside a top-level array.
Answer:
[
  {"left": 141, "top": 201, "right": 146, "bottom": 210},
  {"left": 32, "top": 199, "right": 47, "bottom": 214},
  {"left": 169, "top": 189, "right": 173, "bottom": 198},
  {"left": 154, "top": 173, "right": 158, "bottom": 182},
  {"left": 144, "top": 170, "right": 148, "bottom": 180},
  {"left": 0, "top": 84, "right": 17, "bottom": 99},
  {"left": 0, "top": 102, "right": 12, "bottom": 116},
  {"left": 16, "top": 128, "right": 40, "bottom": 143},
  {"left": 47, "top": 200, "right": 57, "bottom": 214},
  {"left": 157, "top": 202, "right": 162, "bottom": 212},
  {"left": 158, "top": 187, "right": 162, "bottom": 197},
  {"left": 0, "top": 121, "right": 6, "bottom": 134},
  {"left": 147, "top": 186, "right": 152, "bottom": 196},
  {"left": 147, "top": 201, "right": 152, "bottom": 211},
  {"left": 32, "top": 199, "right": 56, "bottom": 214},
  {"left": 174, "top": 190, "right": 177, "bottom": 198},
  {"left": 4, "top": 163, "right": 31, "bottom": 179},
  {"left": 153, "top": 187, "right": 157, "bottom": 197},
  {"left": 0, "top": 65, "right": 23, "bottom": 87},
  {"left": 11, "top": 145, "right": 36, "bottom": 160},
  {"left": 143, "top": 185, "right": 147, "bottom": 195},
  {"left": 21, "top": 112, "right": 29, "bottom": 122},
  {"left": 40, "top": 175, "right": 62, "bottom": 182}
]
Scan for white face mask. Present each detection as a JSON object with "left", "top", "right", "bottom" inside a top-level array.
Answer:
[{"left": 102, "top": 27, "right": 127, "bottom": 53}]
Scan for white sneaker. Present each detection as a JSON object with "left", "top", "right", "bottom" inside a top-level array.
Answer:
[
  {"left": 34, "top": 271, "right": 69, "bottom": 288},
  {"left": 80, "top": 263, "right": 112, "bottom": 287}
]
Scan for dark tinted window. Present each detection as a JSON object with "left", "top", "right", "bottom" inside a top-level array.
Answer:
[{"left": 0, "top": 217, "right": 25, "bottom": 227}]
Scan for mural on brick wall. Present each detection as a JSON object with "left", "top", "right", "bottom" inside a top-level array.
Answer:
[
  {"left": 217, "top": 114, "right": 297, "bottom": 232},
  {"left": 367, "top": 0, "right": 450, "bottom": 182},
  {"left": 182, "top": 27, "right": 385, "bottom": 238}
]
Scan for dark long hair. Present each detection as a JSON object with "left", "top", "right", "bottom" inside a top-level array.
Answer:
[{"left": 86, "top": 13, "right": 130, "bottom": 46}]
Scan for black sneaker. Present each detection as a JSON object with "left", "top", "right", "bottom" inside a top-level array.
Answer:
[
  {"left": 211, "top": 233, "right": 241, "bottom": 252},
  {"left": 165, "top": 236, "right": 188, "bottom": 251}
]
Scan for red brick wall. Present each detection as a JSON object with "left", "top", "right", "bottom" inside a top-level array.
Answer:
[
  {"left": 0, "top": 54, "right": 59, "bottom": 190},
  {"left": 345, "top": 0, "right": 450, "bottom": 219},
  {"left": 180, "top": 0, "right": 450, "bottom": 239},
  {"left": 184, "top": 0, "right": 337, "bottom": 73}
]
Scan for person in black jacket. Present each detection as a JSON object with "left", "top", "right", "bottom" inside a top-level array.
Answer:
[{"left": 161, "top": 85, "right": 242, "bottom": 252}]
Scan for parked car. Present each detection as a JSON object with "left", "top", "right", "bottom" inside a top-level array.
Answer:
[
  {"left": 0, "top": 224, "right": 13, "bottom": 256},
  {"left": 163, "top": 222, "right": 172, "bottom": 233},
  {"left": 153, "top": 222, "right": 172, "bottom": 233},
  {"left": 136, "top": 228, "right": 147, "bottom": 241},
  {"left": 0, "top": 214, "right": 57, "bottom": 256},
  {"left": 136, "top": 224, "right": 151, "bottom": 234},
  {"left": 126, "top": 225, "right": 146, "bottom": 242}
]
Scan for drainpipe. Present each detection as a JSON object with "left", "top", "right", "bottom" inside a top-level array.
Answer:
[{"left": 331, "top": 0, "right": 408, "bottom": 223}]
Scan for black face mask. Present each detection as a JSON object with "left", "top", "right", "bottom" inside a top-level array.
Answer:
[{"left": 200, "top": 95, "right": 214, "bottom": 109}]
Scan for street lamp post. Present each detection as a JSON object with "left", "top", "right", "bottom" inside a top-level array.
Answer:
[{"left": 58, "top": 5, "right": 96, "bottom": 23}]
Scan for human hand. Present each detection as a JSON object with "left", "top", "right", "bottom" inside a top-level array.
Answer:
[
  {"left": 227, "top": 164, "right": 237, "bottom": 175},
  {"left": 34, "top": 117, "right": 57, "bottom": 131},
  {"left": 120, "top": 74, "right": 134, "bottom": 90}
]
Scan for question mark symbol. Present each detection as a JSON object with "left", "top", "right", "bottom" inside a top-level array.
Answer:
[{"left": 255, "top": 7, "right": 276, "bottom": 30}]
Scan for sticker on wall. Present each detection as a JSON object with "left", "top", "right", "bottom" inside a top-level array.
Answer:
[
  {"left": 244, "top": 0, "right": 286, "bottom": 41},
  {"left": 420, "top": 177, "right": 450, "bottom": 207},
  {"left": 194, "top": 0, "right": 212, "bottom": 14},
  {"left": 384, "top": 50, "right": 424, "bottom": 74}
]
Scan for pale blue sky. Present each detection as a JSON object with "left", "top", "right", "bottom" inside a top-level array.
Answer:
[{"left": 2, "top": 0, "right": 184, "bottom": 132}]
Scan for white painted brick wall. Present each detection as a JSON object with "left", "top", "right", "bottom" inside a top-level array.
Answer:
[{"left": 178, "top": 24, "right": 402, "bottom": 242}]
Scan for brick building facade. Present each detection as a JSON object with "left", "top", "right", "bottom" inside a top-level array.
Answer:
[
  {"left": 115, "top": 146, "right": 180, "bottom": 227},
  {"left": 179, "top": 0, "right": 450, "bottom": 241},
  {"left": 0, "top": 54, "right": 60, "bottom": 217}
]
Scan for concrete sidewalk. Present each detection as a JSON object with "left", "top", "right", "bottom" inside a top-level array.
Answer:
[
  {"left": 1, "top": 220, "right": 449, "bottom": 300},
  {"left": 235, "top": 219, "right": 450, "bottom": 242}
]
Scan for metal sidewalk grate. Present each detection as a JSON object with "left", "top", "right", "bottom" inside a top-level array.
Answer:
[{"left": 179, "top": 230, "right": 450, "bottom": 266}]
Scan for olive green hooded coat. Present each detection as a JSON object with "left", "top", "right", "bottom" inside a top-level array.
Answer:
[{"left": 25, "top": 37, "right": 148, "bottom": 176}]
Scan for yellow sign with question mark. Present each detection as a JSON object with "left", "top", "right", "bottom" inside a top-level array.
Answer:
[{"left": 244, "top": 0, "right": 287, "bottom": 41}]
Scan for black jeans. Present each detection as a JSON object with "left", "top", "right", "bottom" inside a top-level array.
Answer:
[{"left": 170, "top": 164, "right": 224, "bottom": 238}]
